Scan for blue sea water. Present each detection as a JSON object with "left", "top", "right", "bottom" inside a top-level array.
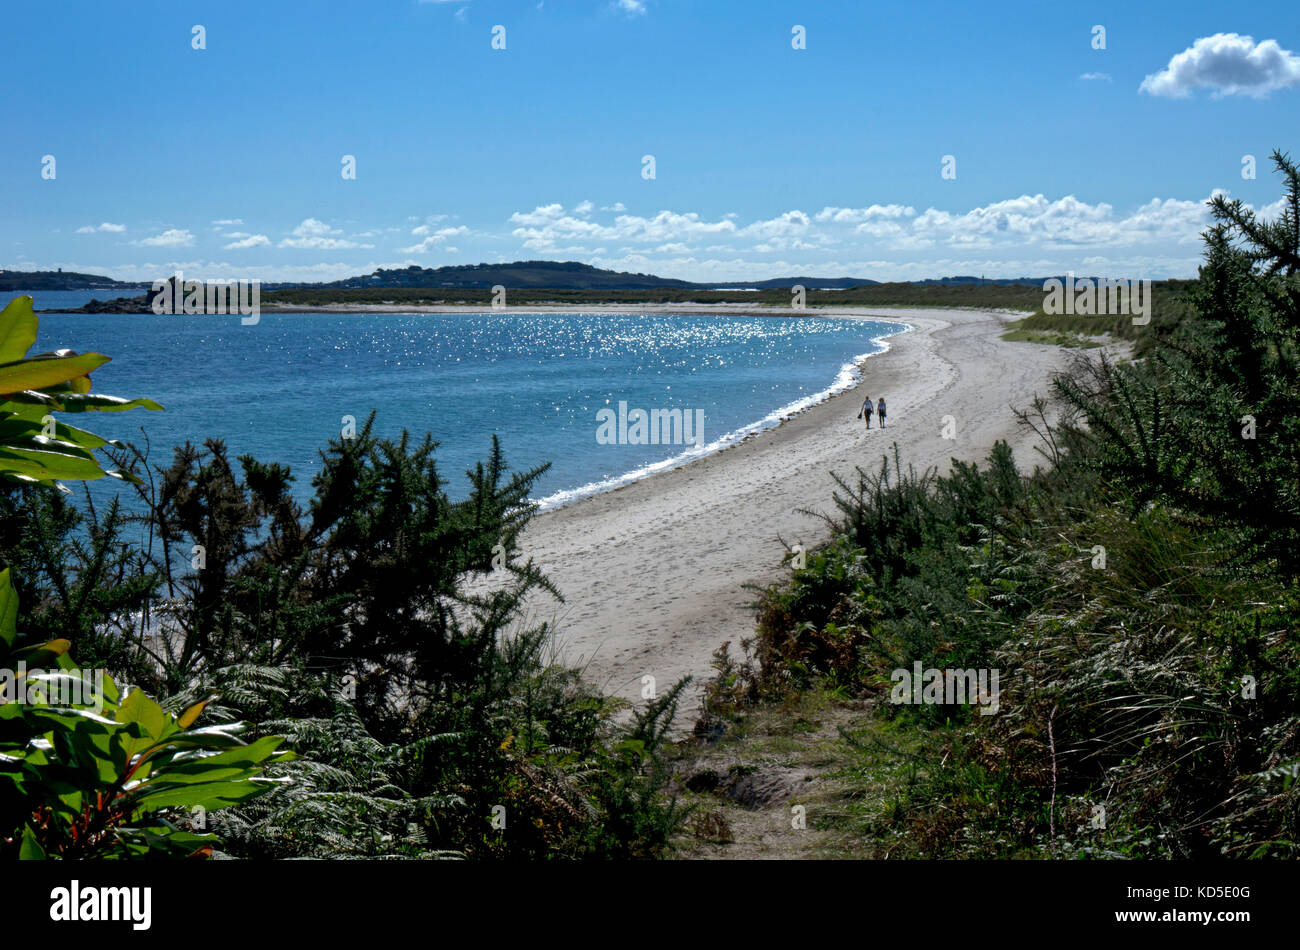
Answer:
[
  {"left": 7, "top": 293, "right": 906, "bottom": 510},
  {"left": 1, "top": 289, "right": 149, "bottom": 311}
]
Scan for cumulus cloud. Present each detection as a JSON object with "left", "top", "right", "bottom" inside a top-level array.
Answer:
[
  {"left": 814, "top": 204, "right": 916, "bottom": 224},
  {"left": 75, "top": 222, "right": 125, "bottom": 234},
  {"left": 493, "top": 189, "right": 1266, "bottom": 280},
  {"left": 409, "top": 215, "right": 450, "bottom": 236},
  {"left": 509, "top": 205, "right": 741, "bottom": 250},
  {"left": 738, "top": 210, "right": 811, "bottom": 238},
  {"left": 1140, "top": 33, "right": 1300, "bottom": 98},
  {"left": 410, "top": 217, "right": 454, "bottom": 237},
  {"left": 615, "top": 0, "right": 646, "bottom": 15},
  {"left": 509, "top": 204, "right": 566, "bottom": 228},
  {"left": 510, "top": 203, "right": 911, "bottom": 254},
  {"left": 400, "top": 226, "right": 468, "bottom": 254},
  {"left": 223, "top": 234, "right": 271, "bottom": 249},
  {"left": 134, "top": 229, "right": 194, "bottom": 248},
  {"left": 212, "top": 218, "right": 243, "bottom": 227},
  {"left": 905, "top": 193, "right": 1213, "bottom": 249},
  {"left": 279, "top": 218, "right": 373, "bottom": 249}
]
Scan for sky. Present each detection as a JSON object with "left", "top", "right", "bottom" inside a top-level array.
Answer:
[{"left": 4, "top": 0, "right": 1300, "bottom": 284}]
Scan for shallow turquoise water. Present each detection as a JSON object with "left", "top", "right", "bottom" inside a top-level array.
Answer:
[{"left": 16, "top": 301, "right": 905, "bottom": 508}]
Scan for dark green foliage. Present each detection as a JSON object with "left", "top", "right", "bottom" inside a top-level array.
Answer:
[
  {"left": 0, "top": 484, "right": 157, "bottom": 683},
  {"left": 4, "top": 405, "right": 687, "bottom": 859},
  {"left": 1010, "top": 282, "right": 1197, "bottom": 356},
  {"left": 0, "top": 301, "right": 277, "bottom": 861},
  {"left": 1054, "top": 153, "right": 1300, "bottom": 574},
  {"left": 749, "top": 440, "right": 1044, "bottom": 717}
]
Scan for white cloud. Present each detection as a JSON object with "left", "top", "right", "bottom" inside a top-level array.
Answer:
[
  {"left": 410, "top": 214, "right": 452, "bottom": 235},
  {"left": 509, "top": 203, "right": 566, "bottom": 227},
  {"left": 134, "top": 229, "right": 194, "bottom": 248},
  {"left": 494, "top": 189, "right": 1267, "bottom": 280},
  {"left": 1080, "top": 72, "right": 1112, "bottom": 82},
  {"left": 411, "top": 217, "right": 452, "bottom": 236},
  {"left": 615, "top": 0, "right": 646, "bottom": 15},
  {"left": 738, "top": 210, "right": 812, "bottom": 239},
  {"left": 509, "top": 205, "right": 741, "bottom": 250},
  {"left": 408, "top": 215, "right": 453, "bottom": 237},
  {"left": 1256, "top": 197, "right": 1288, "bottom": 222},
  {"left": 601, "top": 202, "right": 626, "bottom": 212},
  {"left": 212, "top": 218, "right": 243, "bottom": 227},
  {"left": 899, "top": 193, "right": 1220, "bottom": 250},
  {"left": 400, "top": 226, "right": 468, "bottom": 254},
  {"left": 1140, "top": 33, "right": 1300, "bottom": 98},
  {"left": 573, "top": 200, "right": 594, "bottom": 216},
  {"left": 75, "top": 222, "right": 126, "bottom": 234},
  {"left": 814, "top": 204, "right": 916, "bottom": 224},
  {"left": 224, "top": 234, "right": 271, "bottom": 249},
  {"left": 616, "top": 210, "right": 739, "bottom": 242},
  {"left": 279, "top": 218, "right": 373, "bottom": 250}
]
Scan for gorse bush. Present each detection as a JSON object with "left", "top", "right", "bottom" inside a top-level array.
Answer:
[
  {"left": 1, "top": 353, "right": 688, "bottom": 858},
  {"left": 747, "top": 440, "right": 1049, "bottom": 720},
  {"left": 1056, "top": 153, "right": 1300, "bottom": 574}
]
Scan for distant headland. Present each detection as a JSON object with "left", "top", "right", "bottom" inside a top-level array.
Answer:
[{"left": 8, "top": 261, "right": 1085, "bottom": 314}]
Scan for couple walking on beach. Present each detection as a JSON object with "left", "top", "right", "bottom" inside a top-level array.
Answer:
[{"left": 858, "top": 394, "right": 886, "bottom": 430}]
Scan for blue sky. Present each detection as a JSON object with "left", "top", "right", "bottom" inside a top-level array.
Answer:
[{"left": 4, "top": 0, "right": 1299, "bottom": 283}]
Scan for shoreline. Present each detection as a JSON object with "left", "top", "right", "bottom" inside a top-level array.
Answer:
[
  {"left": 534, "top": 316, "right": 914, "bottom": 512},
  {"left": 504, "top": 305, "right": 1087, "bottom": 717}
]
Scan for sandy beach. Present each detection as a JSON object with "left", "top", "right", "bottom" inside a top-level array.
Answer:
[{"left": 488, "top": 305, "right": 1085, "bottom": 715}]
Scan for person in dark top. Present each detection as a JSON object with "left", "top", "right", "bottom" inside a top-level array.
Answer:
[
  {"left": 877, "top": 396, "right": 887, "bottom": 428},
  {"left": 859, "top": 396, "right": 873, "bottom": 430}
]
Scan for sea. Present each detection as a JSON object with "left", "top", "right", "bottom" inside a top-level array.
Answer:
[{"left": 4, "top": 290, "right": 906, "bottom": 511}]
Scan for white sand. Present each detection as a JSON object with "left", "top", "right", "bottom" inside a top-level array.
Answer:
[{"left": 503, "top": 306, "right": 1083, "bottom": 715}]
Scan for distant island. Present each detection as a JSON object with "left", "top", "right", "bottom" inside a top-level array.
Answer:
[
  {"left": 15, "top": 261, "right": 1083, "bottom": 314},
  {"left": 0, "top": 268, "right": 148, "bottom": 292}
]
